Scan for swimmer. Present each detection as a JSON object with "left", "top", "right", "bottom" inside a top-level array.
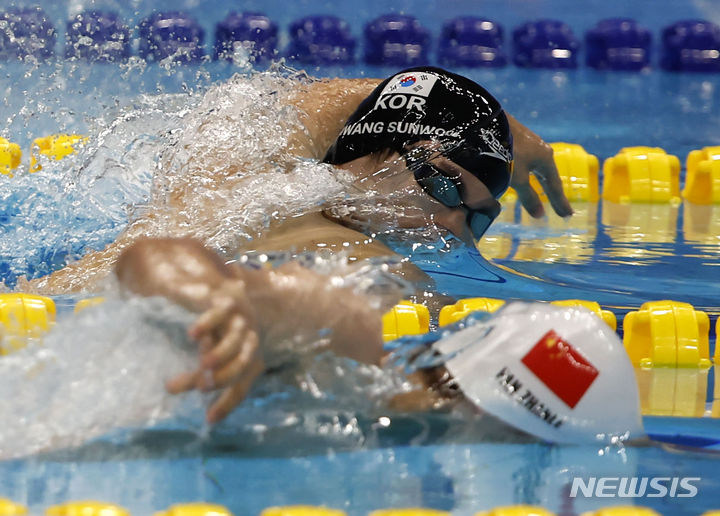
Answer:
[
  {"left": 28, "top": 66, "right": 572, "bottom": 295},
  {"left": 115, "top": 235, "right": 645, "bottom": 447},
  {"left": 29, "top": 67, "right": 574, "bottom": 422}
]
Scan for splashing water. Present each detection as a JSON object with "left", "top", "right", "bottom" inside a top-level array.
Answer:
[
  {"left": 2, "top": 66, "right": 369, "bottom": 288},
  {"left": 0, "top": 257, "right": 440, "bottom": 460},
  {"left": 0, "top": 59, "right": 475, "bottom": 457},
  {"left": 0, "top": 296, "right": 200, "bottom": 460}
]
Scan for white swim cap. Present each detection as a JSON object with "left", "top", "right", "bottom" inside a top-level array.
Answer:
[{"left": 435, "top": 301, "right": 645, "bottom": 444}]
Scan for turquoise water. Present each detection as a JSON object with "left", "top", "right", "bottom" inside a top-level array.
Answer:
[
  {"left": 2, "top": 1, "right": 720, "bottom": 515},
  {"left": 3, "top": 439, "right": 720, "bottom": 516}
]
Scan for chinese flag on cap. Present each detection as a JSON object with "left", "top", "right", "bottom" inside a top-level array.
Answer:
[{"left": 521, "top": 329, "right": 599, "bottom": 408}]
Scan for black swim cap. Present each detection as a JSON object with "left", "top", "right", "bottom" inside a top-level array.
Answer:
[{"left": 323, "top": 66, "right": 513, "bottom": 199}]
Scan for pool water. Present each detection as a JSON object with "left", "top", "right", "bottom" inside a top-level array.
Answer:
[{"left": 1, "top": 0, "right": 720, "bottom": 515}]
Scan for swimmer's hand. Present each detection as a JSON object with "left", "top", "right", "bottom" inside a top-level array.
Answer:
[
  {"left": 116, "top": 237, "right": 266, "bottom": 424},
  {"left": 507, "top": 114, "right": 573, "bottom": 218},
  {"left": 166, "top": 281, "right": 265, "bottom": 424}
]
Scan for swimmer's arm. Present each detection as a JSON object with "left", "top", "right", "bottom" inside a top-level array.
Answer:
[
  {"left": 506, "top": 114, "right": 573, "bottom": 218},
  {"left": 114, "top": 236, "right": 387, "bottom": 361},
  {"left": 116, "top": 238, "right": 394, "bottom": 363},
  {"left": 115, "top": 237, "right": 385, "bottom": 423},
  {"left": 22, "top": 215, "right": 159, "bottom": 294},
  {"left": 21, "top": 249, "right": 115, "bottom": 294},
  {"left": 116, "top": 237, "right": 263, "bottom": 423}
]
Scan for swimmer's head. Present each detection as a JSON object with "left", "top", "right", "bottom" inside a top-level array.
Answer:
[{"left": 324, "top": 66, "right": 513, "bottom": 242}]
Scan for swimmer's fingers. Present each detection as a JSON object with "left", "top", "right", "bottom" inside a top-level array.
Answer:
[
  {"left": 512, "top": 175, "right": 546, "bottom": 218},
  {"left": 206, "top": 345, "right": 265, "bottom": 424},
  {"left": 198, "top": 334, "right": 214, "bottom": 354},
  {"left": 190, "top": 286, "right": 256, "bottom": 342},
  {"left": 200, "top": 314, "right": 248, "bottom": 370},
  {"left": 166, "top": 369, "right": 200, "bottom": 394},
  {"left": 166, "top": 315, "right": 258, "bottom": 389},
  {"left": 205, "top": 328, "right": 260, "bottom": 390},
  {"left": 509, "top": 141, "right": 545, "bottom": 218},
  {"left": 512, "top": 160, "right": 573, "bottom": 218},
  {"left": 532, "top": 157, "right": 573, "bottom": 218},
  {"left": 506, "top": 114, "right": 572, "bottom": 218},
  {"left": 188, "top": 296, "right": 236, "bottom": 340}
]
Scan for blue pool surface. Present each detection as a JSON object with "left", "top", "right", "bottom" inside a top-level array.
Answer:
[
  {"left": 2, "top": 0, "right": 720, "bottom": 515},
  {"left": 3, "top": 438, "right": 720, "bottom": 516}
]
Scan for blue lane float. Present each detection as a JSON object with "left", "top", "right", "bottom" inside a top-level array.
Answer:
[
  {"left": 214, "top": 12, "right": 278, "bottom": 62},
  {"left": 661, "top": 19, "right": 720, "bottom": 72},
  {"left": 438, "top": 16, "right": 506, "bottom": 68},
  {"left": 0, "top": 6, "right": 56, "bottom": 60},
  {"left": 2, "top": 9, "right": 720, "bottom": 73},
  {"left": 138, "top": 11, "right": 205, "bottom": 63},
  {"left": 286, "top": 15, "right": 355, "bottom": 65},
  {"left": 585, "top": 18, "right": 652, "bottom": 71},
  {"left": 512, "top": 19, "right": 580, "bottom": 68},
  {"left": 364, "top": 14, "right": 431, "bottom": 66},
  {"left": 65, "top": 11, "right": 131, "bottom": 62}
]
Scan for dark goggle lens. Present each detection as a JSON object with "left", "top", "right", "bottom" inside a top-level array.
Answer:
[
  {"left": 419, "top": 175, "right": 463, "bottom": 207},
  {"left": 448, "top": 146, "right": 513, "bottom": 199},
  {"left": 410, "top": 158, "right": 498, "bottom": 241},
  {"left": 413, "top": 163, "right": 463, "bottom": 207},
  {"left": 467, "top": 210, "right": 495, "bottom": 240}
]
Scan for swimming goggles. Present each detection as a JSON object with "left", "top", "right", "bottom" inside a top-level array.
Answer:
[{"left": 412, "top": 161, "right": 497, "bottom": 241}]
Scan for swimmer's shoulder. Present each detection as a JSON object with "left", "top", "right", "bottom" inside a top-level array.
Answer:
[
  {"left": 288, "top": 78, "right": 383, "bottom": 159},
  {"left": 291, "top": 77, "right": 382, "bottom": 106}
]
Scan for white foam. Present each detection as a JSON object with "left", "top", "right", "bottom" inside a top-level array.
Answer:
[{"left": 0, "top": 297, "right": 200, "bottom": 459}]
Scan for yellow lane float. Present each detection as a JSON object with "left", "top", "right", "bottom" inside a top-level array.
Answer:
[
  {"left": 262, "top": 508, "right": 346, "bottom": 516},
  {"left": 602, "top": 146, "right": 681, "bottom": 204},
  {"left": 382, "top": 300, "right": 430, "bottom": 341},
  {"left": 30, "top": 134, "right": 88, "bottom": 172},
  {"left": 46, "top": 501, "right": 130, "bottom": 516},
  {"left": 0, "top": 137, "right": 22, "bottom": 177},
  {"left": 623, "top": 300, "right": 711, "bottom": 368},
  {"left": 439, "top": 297, "right": 506, "bottom": 326},
  {"left": 684, "top": 146, "right": 720, "bottom": 204},
  {"left": 0, "top": 293, "right": 56, "bottom": 355},
  {"left": 155, "top": 503, "right": 233, "bottom": 516}
]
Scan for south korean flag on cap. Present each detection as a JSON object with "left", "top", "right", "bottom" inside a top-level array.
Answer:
[
  {"left": 380, "top": 71, "right": 439, "bottom": 98},
  {"left": 434, "top": 302, "right": 645, "bottom": 444}
]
